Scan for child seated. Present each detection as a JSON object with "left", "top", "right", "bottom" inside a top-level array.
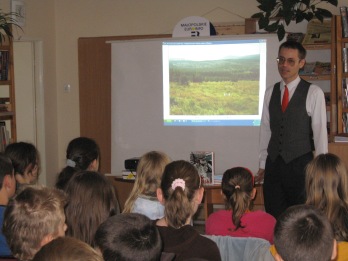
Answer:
[
  {"left": 0, "top": 154, "right": 16, "bottom": 257},
  {"left": 273, "top": 204, "right": 337, "bottom": 261},
  {"left": 2, "top": 186, "right": 67, "bottom": 261},
  {"left": 55, "top": 137, "right": 100, "bottom": 190},
  {"left": 95, "top": 213, "right": 162, "bottom": 261},
  {"left": 5, "top": 142, "right": 39, "bottom": 188},
  {"left": 64, "top": 170, "right": 120, "bottom": 247},
  {"left": 123, "top": 151, "right": 171, "bottom": 219},
  {"left": 32, "top": 236, "right": 102, "bottom": 261},
  {"left": 156, "top": 160, "right": 221, "bottom": 261},
  {"left": 305, "top": 153, "right": 348, "bottom": 260},
  {"left": 205, "top": 167, "right": 276, "bottom": 243}
]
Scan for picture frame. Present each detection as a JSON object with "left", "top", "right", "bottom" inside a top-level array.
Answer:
[{"left": 11, "top": 0, "right": 26, "bottom": 27}]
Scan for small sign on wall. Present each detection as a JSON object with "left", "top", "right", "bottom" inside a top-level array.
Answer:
[
  {"left": 11, "top": 0, "right": 26, "bottom": 27},
  {"left": 173, "top": 16, "right": 214, "bottom": 37}
]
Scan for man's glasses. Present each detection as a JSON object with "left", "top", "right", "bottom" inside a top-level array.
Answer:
[{"left": 276, "top": 57, "right": 302, "bottom": 66}]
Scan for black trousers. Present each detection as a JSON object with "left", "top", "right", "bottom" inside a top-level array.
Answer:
[{"left": 263, "top": 152, "right": 313, "bottom": 219}]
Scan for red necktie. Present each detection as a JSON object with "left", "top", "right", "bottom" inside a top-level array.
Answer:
[{"left": 282, "top": 85, "right": 289, "bottom": 112}]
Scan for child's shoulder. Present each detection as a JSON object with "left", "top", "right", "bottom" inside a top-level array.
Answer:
[{"left": 245, "top": 210, "right": 276, "bottom": 223}]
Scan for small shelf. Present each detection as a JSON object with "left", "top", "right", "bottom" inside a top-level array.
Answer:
[
  {"left": 0, "top": 111, "right": 14, "bottom": 117},
  {"left": 0, "top": 81, "right": 11, "bottom": 85},
  {"left": 303, "top": 43, "right": 331, "bottom": 50},
  {"left": 301, "top": 74, "right": 331, "bottom": 81}
]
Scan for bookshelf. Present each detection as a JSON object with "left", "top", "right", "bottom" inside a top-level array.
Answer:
[
  {"left": 335, "top": 15, "right": 348, "bottom": 134},
  {"left": 0, "top": 36, "right": 16, "bottom": 150}
]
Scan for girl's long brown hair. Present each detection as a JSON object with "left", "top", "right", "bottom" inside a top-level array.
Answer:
[{"left": 305, "top": 153, "right": 348, "bottom": 241}]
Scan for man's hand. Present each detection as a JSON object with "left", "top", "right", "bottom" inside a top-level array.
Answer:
[{"left": 255, "top": 168, "right": 265, "bottom": 184}]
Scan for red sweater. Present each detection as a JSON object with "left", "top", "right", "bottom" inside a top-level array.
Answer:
[{"left": 205, "top": 210, "right": 276, "bottom": 244}]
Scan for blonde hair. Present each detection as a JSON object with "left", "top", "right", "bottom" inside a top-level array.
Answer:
[
  {"left": 305, "top": 153, "right": 348, "bottom": 241},
  {"left": 3, "top": 186, "right": 68, "bottom": 261},
  {"left": 161, "top": 160, "right": 200, "bottom": 228},
  {"left": 123, "top": 151, "right": 171, "bottom": 213},
  {"left": 32, "top": 236, "right": 103, "bottom": 261}
]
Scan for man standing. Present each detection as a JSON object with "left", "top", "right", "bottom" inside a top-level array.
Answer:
[{"left": 256, "top": 41, "right": 328, "bottom": 219}]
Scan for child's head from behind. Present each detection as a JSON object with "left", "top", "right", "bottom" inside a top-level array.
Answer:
[
  {"left": 274, "top": 204, "right": 336, "bottom": 261},
  {"left": 5, "top": 142, "right": 39, "bottom": 184},
  {"left": 64, "top": 170, "right": 119, "bottom": 247},
  {"left": 136, "top": 151, "right": 171, "bottom": 197},
  {"left": 158, "top": 160, "right": 202, "bottom": 228},
  {"left": 0, "top": 153, "right": 15, "bottom": 200},
  {"left": 3, "top": 186, "right": 68, "bottom": 261},
  {"left": 32, "top": 236, "right": 103, "bottom": 261},
  {"left": 221, "top": 167, "right": 255, "bottom": 229},
  {"left": 95, "top": 213, "right": 162, "bottom": 261},
  {"left": 123, "top": 151, "right": 171, "bottom": 213},
  {"left": 306, "top": 153, "right": 348, "bottom": 205},
  {"left": 65, "top": 136, "right": 100, "bottom": 170},
  {"left": 305, "top": 153, "right": 348, "bottom": 240},
  {"left": 55, "top": 137, "right": 100, "bottom": 190}
]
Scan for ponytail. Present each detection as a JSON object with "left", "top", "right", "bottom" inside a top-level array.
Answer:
[
  {"left": 222, "top": 167, "right": 254, "bottom": 230},
  {"left": 161, "top": 161, "right": 200, "bottom": 228}
]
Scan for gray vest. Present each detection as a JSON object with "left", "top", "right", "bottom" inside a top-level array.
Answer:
[{"left": 267, "top": 79, "right": 313, "bottom": 163}]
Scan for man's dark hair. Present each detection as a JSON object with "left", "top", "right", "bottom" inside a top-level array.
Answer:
[
  {"left": 95, "top": 213, "right": 162, "bottom": 261},
  {"left": 278, "top": 41, "right": 307, "bottom": 60}
]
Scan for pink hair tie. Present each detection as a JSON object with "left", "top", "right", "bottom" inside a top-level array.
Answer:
[
  {"left": 235, "top": 185, "right": 240, "bottom": 189},
  {"left": 171, "top": 178, "right": 185, "bottom": 191}
]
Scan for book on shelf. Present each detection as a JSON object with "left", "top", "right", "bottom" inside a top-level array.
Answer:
[
  {"left": 299, "top": 61, "right": 331, "bottom": 76},
  {"left": 302, "top": 19, "right": 331, "bottom": 45},
  {"left": 189, "top": 151, "right": 215, "bottom": 185},
  {"left": 324, "top": 92, "right": 331, "bottom": 107},
  {"left": 341, "top": 6, "right": 348, "bottom": 38},
  {"left": 334, "top": 133, "right": 348, "bottom": 142},
  {"left": 344, "top": 48, "right": 348, "bottom": 73},
  {"left": 343, "top": 79, "right": 348, "bottom": 109},
  {"left": 122, "top": 169, "right": 136, "bottom": 180},
  {"left": 0, "top": 121, "right": 9, "bottom": 152},
  {"left": 0, "top": 51, "right": 9, "bottom": 81},
  {"left": 342, "top": 113, "right": 348, "bottom": 133},
  {"left": 286, "top": 32, "right": 305, "bottom": 43}
]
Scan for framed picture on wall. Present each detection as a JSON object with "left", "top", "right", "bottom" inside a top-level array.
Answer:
[{"left": 11, "top": 0, "right": 26, "bottom": 27}]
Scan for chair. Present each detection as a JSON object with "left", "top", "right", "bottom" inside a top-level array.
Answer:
[{"left": 204, "top": 235, "right": 274, "bottom": 261}]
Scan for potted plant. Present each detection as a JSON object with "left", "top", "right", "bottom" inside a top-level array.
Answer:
[
  {"left": 0, "top": 9, "right": 22, "bottom": 44},
  {"left": 251, "top": 0, "right": 338, "bottom": 41}
]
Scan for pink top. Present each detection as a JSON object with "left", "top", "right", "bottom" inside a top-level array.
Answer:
[{"left": 205, "top": 210, "right": 276, "bottom": 244}]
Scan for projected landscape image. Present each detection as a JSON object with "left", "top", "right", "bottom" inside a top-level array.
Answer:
[{"left": 169, "top": 54, "right": 260, "bottom": 115}]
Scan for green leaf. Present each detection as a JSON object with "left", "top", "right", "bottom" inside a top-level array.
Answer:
[
  {"left": 304, "top": 12, "right": 314, "bottom": 21},
  {"left": 277, "top": 25, "right": 286, "bottom": 41},
  {"left": 265, "top": 21, "right": 280, "bottom": 32},
  {"left": 258, "top": 0, "right": 277, "bottom": 11},
  {"left": 326, "top": 0, "right": 338, "bottom": 6},
  {"left": 302, "top": 0, "right": 310, "bottom": 7},
  {"left": 251, "top": 12, "right": 264, "bottom": 19},
  {"left": 314, "top": 13, "right": 324, "bottom": 22},
  {"left": 316, "top": 8, "right": 333, "bottom": 18},
  {"left": 295, "top": 12, "right": 305, "bottom": 23},
  {"left": 259, "top": 16, "right": 270, "bottom": 30}
]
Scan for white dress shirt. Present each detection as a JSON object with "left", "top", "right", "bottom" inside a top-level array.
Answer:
[{"left": 259, "top": 76, "right": 328, "bottom": 169}]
